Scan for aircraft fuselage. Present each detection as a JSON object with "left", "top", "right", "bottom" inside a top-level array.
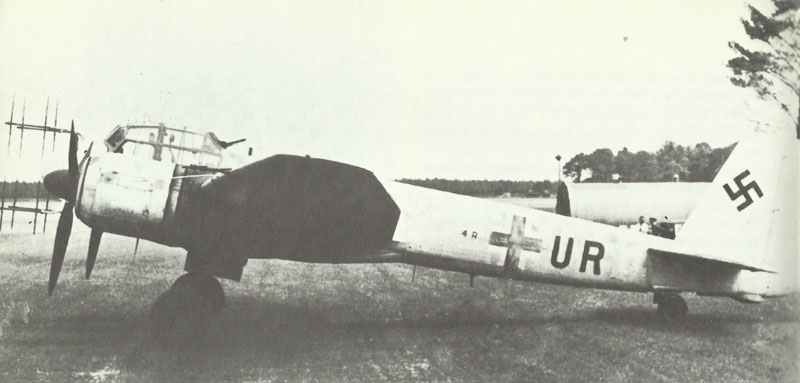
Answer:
[
  {"left": 384, "top": 181, "right": 651, "bottom": 291},
  {"left": 71, "top": 153, "right": 788, "bottom": 301}
]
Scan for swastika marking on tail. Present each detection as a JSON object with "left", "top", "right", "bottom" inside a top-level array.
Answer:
[{"left": 723, "top": 169, "right": 763, "bottom": 212}]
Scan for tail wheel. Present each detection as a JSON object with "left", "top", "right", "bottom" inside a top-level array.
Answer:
[{"left": 655, "top": 293, "right": 688, "bottom": 322}]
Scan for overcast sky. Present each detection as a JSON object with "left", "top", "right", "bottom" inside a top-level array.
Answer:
[{"left": 0, "top": 0, "right": 792, "bottom": 181}]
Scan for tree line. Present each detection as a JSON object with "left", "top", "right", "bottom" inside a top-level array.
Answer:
[
  {"left": 397, "top": 179, "right": 556, "bottom": 198},
  {"left": 562, "top": 142, "right": 735, "bottom": 183},
  {"left": 0, "top": 181, "right": 56, "bottom": 200},
  {"left": 399, "top": 140, "right": 734, "bottom": 198}
]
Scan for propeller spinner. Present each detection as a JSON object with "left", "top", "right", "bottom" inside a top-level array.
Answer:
[{"left": 42, "top": 121, "right": 102, "bottom": 295}]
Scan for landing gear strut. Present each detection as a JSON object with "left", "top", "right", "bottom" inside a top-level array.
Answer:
[
  {"left": 150, "top": 273, "right": 225, "bottom": 348},
  {"left": 654, "top": 292, "right": 688, "bottom": 322}
]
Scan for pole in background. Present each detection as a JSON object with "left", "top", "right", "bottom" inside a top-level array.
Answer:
[{"left": 555, "top": 154, "right": 562, "bottom": 183}]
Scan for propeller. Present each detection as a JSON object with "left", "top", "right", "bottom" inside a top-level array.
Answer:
[
  {"left": 85, "top": 228, "right": 102, "bottom": 279},
  {"left": 42, "top": 121, "right": 101, "bottom": 295}
]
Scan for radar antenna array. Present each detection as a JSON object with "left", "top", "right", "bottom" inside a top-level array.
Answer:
[{"left": 1, "top": 97, "right": 72, "bottom": 234}]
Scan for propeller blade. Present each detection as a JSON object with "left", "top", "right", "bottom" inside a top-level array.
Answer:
[
  {"left": 85, "top": 229, "right": 102, "bottom": 279},
  {"left": 48, "top": 201, "right": 74, "bottom": 296},
  {"left": 68, "top": 121, "right": 78, "bottom": 178}
]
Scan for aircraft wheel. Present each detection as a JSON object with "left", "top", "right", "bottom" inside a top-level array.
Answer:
[
  {"left": 172, "top": 273, "right": 225, "bottom": 314},
  {"left": 150, "top": 273, "right": 224, "bottom": 348},
  {"left": 655, "top": 293, "right": 688, "bottom": 322}
]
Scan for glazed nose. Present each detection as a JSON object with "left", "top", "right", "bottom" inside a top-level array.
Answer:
[{"left": 43, "top": 169, "right": 74, "bottom": 201}]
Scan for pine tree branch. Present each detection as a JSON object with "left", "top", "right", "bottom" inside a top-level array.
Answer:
[
  {"left": 764, "top": 91, "right": 800, "bottom": 129},
  {"left": 770, "top": 34, "right": 800, "bottom": 73},
  {"left": 769, "top": 70, "right": 800, "bottom": 94}
]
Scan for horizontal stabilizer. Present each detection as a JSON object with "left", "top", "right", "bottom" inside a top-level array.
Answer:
[{"left": 647, "top": 248, "right": 776, "bottom": 274}]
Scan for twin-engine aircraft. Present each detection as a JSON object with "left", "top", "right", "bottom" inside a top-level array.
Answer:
[{"left": 43, "top": 122, "right": 797, "bottom": 345}]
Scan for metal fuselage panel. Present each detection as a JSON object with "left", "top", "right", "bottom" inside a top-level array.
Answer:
[
  {"left": 75, "top": 154, "right": 186, "bottom": 246},
  {"left": 384, "top": 181, "right": 654, "bottom": 292},
  {"left": 382, "top": 181, "right": 787, "bottom": 297}
]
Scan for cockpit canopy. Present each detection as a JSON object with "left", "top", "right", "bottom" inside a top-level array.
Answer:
[{"left": 104, "top": 124, "right": 235, "bottom": 167}]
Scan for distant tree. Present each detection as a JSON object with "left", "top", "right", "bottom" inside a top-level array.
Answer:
[
  {"left": 0, "top": 181, "right": 55, "bottom": 199},
  {"left": 584, "top": 148, "right": 615, "bottom": 182},
  {"left": 560, "top": 141, "right": 734, "bottom": 183},
  {"left": 655, "top": 141, "right": 689, "bottom": 181},
  {"left": 727, "top": 1, "right": 799, "bottom": 138},
  {"left": 613, "top": 147, "right": 635, "bottom": 181},
  {"left": 629, "top": 150, "right": 660, "bottom": 182},
  {"left": 538, "top": 180, "right": 553, "bottom": 197},
  {"left": 686, "top": 142, "right": 714, "bottom": 181},
  {"left": 562, "top": 153, "right": 590, "bottom": 182}
]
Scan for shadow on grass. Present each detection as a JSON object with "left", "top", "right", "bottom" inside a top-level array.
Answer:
[
  {"left": 4, "top": 287, "right": 796, "bottom": 382},
  {"left": 114, "top": 294, "right": 794, "bottom": 382}
]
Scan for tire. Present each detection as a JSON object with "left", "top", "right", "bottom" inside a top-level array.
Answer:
[
  {"left": 656, "top": 294, "right": 688, "bottom": 322},
  {"left": 150, "top": 285, "right": 210, "bottom": 349},
  {"left": 172, "top": 273, "right": 225, "bottom": 313},
  {"left": 150, "top": 273, "right": 224, "bottom": 348}
]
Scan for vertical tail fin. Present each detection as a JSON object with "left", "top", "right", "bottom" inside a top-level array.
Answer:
[{"left": 678, "top": 127, "right": 797, "bottom": 281}]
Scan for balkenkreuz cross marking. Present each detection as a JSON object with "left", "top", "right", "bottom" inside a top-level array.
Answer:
[{"left": 489, "top": 215, "right": 541, "bottom": 272}]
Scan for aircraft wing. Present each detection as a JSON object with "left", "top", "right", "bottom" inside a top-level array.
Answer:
[{"left": 194, "top": 154, "right": 401, "bottom": 262}]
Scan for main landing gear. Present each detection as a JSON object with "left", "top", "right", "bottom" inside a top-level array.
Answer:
[
  {"left": 653, "top": 292, "right": 688, "bottom": 322},
  {"left": 150, "top": 273, "right": 225, "bottom": 348}
]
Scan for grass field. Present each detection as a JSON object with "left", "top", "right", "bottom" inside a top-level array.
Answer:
[{"left": 0, "top": 198, "right": 797, "bottom": 382}]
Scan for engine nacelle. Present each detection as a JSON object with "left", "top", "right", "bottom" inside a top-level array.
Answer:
[{"left": 74, "top": 153, "right": 216, "bottom": 247}]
